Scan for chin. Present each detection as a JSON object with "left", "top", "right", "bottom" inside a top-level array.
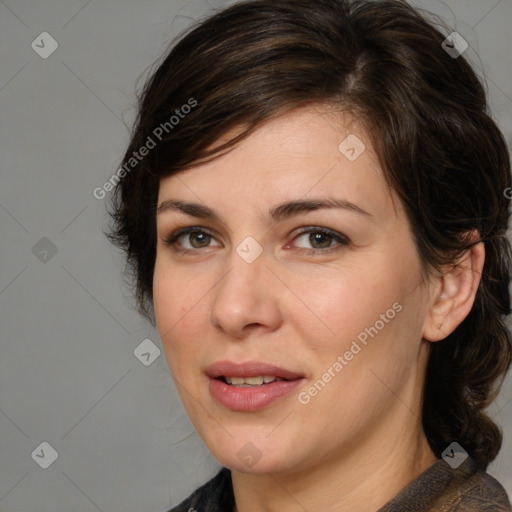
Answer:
[
  {"left": 221, "top": 454, "right": 292, "bottom": 475},
  {"left": 203, "top": 430, "right": 302, "bottom": 475}
]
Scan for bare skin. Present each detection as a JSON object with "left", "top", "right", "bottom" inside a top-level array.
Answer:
[{"left": 153, "top": 106, "right": 484, "bottom": 512}]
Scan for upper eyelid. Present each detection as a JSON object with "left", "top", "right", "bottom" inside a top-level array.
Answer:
[{"left": 165, "top": 226, "right": 349, "bottom": 248}]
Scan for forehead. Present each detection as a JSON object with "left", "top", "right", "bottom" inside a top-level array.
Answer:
[{"left": 157, "top": 106, "right": 397, "bottom": 221}]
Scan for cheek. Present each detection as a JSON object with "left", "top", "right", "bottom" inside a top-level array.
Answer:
[
  {"left": 287, "top": 260, "right": 410, "bottom": 357},
  {"left": 292, "top": 272, "right": 425, "bottom": 429},
  {"left": 152, "top": 261, "right": 206, "bottom": 371}
]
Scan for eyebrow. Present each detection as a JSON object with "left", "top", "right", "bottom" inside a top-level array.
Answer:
[{"left": 156, "top": 197, "right": 372, "bottom": 224}]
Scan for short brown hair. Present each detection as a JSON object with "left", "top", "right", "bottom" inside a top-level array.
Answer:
[{"left": 106, "top": 0, "right": 512, "bottom": 469}]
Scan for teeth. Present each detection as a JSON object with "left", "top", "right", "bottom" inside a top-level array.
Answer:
[
  {"left": 224, "top": 375, "right": 281, "bottom": 386},
  {"left": 245, "top": 376, "right": 264, "bottom": 385}
]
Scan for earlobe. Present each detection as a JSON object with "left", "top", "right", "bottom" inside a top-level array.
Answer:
[{"left": 423, "top": 241, "right": 485, "bottom": 342}]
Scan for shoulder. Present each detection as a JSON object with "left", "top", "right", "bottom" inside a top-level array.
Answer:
[
  {"left": 379, "top": 457, "right": 511, "bottom": 512},
  {"left": 166, "top": 467, "right": 233, "bottom": 512},
  {"left": 448, "top": 471, "right": 512, "bottom": 511}
]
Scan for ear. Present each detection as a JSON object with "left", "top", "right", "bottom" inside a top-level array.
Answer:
[{"left": 422, "top": 241, "right": 485, "bottom": 342}]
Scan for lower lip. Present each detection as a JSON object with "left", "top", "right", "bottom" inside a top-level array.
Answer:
[{"left": 209, "top": 377, "right": 304, "bottom": 411}]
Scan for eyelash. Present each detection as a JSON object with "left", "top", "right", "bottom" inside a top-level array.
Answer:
[{"left": 163, "top": 226, "right": 350, "bottom": 255}]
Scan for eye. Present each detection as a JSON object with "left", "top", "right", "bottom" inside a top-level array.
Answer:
[
  {"left": 163, "top": 227, "right": 220, "bottom": 251},
  {"left": 163, "top": 226, "right": 349, "bottom": 254},
  {"left": 291, "top": 227, "right": 349, "bottom": 253}
]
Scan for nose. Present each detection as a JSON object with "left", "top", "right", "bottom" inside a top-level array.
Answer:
[{"left": 210, "top": 247, "right": 282, "bottom": 339}]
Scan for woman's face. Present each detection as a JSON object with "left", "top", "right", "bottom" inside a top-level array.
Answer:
[{"left": 153, "top": 106, "right": 434, "bottom": 475}]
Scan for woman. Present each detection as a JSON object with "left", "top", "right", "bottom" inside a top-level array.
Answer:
[{"left": 107, "top": 0, "right": 512, "bottom": 510}]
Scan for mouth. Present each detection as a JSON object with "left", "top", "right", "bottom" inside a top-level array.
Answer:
[
  {"left": 216, "top": 375, "right": 289, "bottom": 387},
  {"left": 206, "top": 360, "right": 304, "bottom": 382},
  {"left": 206, "top": 361, "right": 305, "bottom": 411}
]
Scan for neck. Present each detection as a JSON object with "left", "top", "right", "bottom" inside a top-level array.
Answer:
[{"left": 231, "top": 411, "right": 437, "bottom": 512}]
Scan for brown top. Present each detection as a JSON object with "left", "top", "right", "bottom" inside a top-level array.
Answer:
[{"left": 168, "top": 456, "right": 511, "bottom": 511}]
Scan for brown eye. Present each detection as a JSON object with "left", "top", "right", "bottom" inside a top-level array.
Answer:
[
  {"left": 308, "top": 232, "right": 333, "bottom": 249},
  {"left": 164, "top": 227, "right": 220, "bottom": 250},
  {"left": 186, "top": 232, "right": 212, "bottom": 249},
  {"left": 292, "top": 228, "right": 349, "bottom": 253}
]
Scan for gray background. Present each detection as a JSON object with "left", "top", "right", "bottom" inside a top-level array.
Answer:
[{"left": 0, "top": 0, "right": 511, "bottom": 511}]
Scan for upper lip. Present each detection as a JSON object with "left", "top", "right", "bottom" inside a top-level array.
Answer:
[{"left": 205, "top": 361, "right": 304, "bottom": 380}]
